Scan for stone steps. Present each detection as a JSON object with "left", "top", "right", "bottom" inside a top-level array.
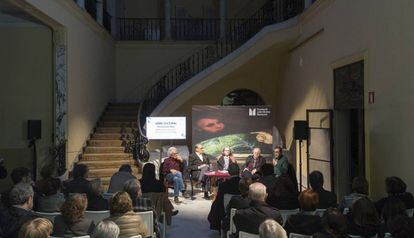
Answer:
[
  {"left": 91, "top": 133, "right": 125, "bottom": 140},
  {"left": 84, "top": 146, "right": 125, "bottom": 154},
  {"left": 79, "top": 159, "right": 135, "bottom": 169},
  {"left": 98, "top": 121, "right": 138, "bottom": 127},
  {"left": 101, "top": 116, "right": 137, "bottom": 122},
  {"left": 95, "top": 127, "right": 136, "bottom": 133},
  {"left": 88, "top": 140, "right": 123, "bottom": 147},
  {"left": 81, "top": 153, "right": 133, "bottom": 161},
  {"left": 88, "top": 167, "right": 139, "bottom": 177}
]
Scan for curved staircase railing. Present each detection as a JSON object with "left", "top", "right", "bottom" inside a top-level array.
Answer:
[{"left": 134, "top": 0, "right": 305, "bottom": 161}]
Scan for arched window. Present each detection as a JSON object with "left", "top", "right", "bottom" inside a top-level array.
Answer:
[{"left": 222, "top": 89, "right": 265, "bottom": 106}]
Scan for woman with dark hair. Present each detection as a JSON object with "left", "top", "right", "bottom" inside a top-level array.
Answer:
[
  {"left": 284, "top": 189, "right": 322, "bottom": 235},
  {"left": 217, "top": 147, "right": 237, "bottom": 171},
  {"left": 64, "top": 164, "right": 91, "bottom": 196},
  {"left": 379, "top": 197, "right": 407, "bottom": 236},
  {"left": 140, "top": 163, "right": 164, "bottom": 193},
  {"left": 375, "top": 176, "right": 414, "bottom": 214},
  {"left": 338, "top": 176, "right": 369, "bottom": 212},
  {"left": 346, "top": 197, "right": 380, "bottom": 237},
  {"left": 35, "top": 164, "right": 64, "bottom": 212},
  {"left": 267, "top": 174, "right": 299, "bottom": 210},
  {"left": 87, "top": 179, "right": 109, "bottom": 211},
  {"left": 313, "top": 207, "right": 348, "bottom": 238},
  {"left": 53, "top": 194, "right": 95, "bottom": 236}
]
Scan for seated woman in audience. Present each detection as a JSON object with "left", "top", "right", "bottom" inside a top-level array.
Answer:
[
  {"left": 313, "top": 207, "right": 347, "bottom": 238},
  {"left": 105, "top": 191, "right": 148, "bottom": 238},
  {"left": 35, "top": 164, "right": 65, "bottom": 212},
  {"left": 63, "top": 164, "right": 91, "bottom": 196},
  {"left": 375, "top": 176, "right": 414, "bottom": 215},
  {"left": 346, "top": 197, "right": 380, "bottom": 237},
  {"left": 338, "top": 176, "right": 369, "bottom": 212},
  {"left": 18, "top": 218, "right": 53, "bottom": 238},
  {"left": 91, "top": 220, "right": 120, "bottom": 238},
  {"left": 53, "top": 194, "right": 95, "bottom": 237},
  {"left": 284, "top": 189, "right": 322, "bottom": 235},
  {"left": 267, "top": 174, "right": 299, "bottom": 210},
  {"left": 217, "top": 147, "right": 237, "bottom": 171},
  {"left": 87, "top": 178, "right": 109, "bottom": 211},
  {"left": 387, "top": 214, "right": 414, "bottom": 238},
  {"left": 140, "top": 163, "right": 165, "bottom": 193},
  {"left": 258, "top": 164, "right": 277, "bottom": 194},
  {"left": 259, "top": 219, "right": 288, "bottom": 238},
  {"left": 379, "top": 197, "right": 408, "bottom": 237}
]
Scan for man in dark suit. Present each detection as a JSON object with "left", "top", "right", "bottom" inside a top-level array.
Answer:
[
  {"left": 233, "top": 182, "right": 283, "bottom": 235},
  {"left": 188, "top": 144, "right": 212, "bottom": 199},
  {"left": 64, "top": 164, "right": 91, "bottom": 196},
  {"left": 309, "top": 171, "right": 337, "bottom": 209},
  {"left": 241, "top": 148, "right": 266, "bottom": 179}
]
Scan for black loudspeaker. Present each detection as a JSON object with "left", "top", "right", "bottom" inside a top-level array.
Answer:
[
  {"left": 28, "top": 120, "right": 41, "bottom": 140},
  {"left": 294, "top": 120, "right": 309, "bottom": 140}
]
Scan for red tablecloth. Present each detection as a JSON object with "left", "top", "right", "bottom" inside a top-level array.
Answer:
[{"left": 205, "top": 171, "right": 230, "bottom": 178}]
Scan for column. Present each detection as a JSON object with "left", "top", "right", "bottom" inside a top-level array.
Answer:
[
  {"left": 164, "top": 0, "right": 172, "bottom": 40},
  {"left": 106, "top": 0, "right": 118, "bottom": 38},
  {"left": 96, "top": 0, "right": 104, "bottom": 25},
  {"left": 304, "top": 0, "right": 312, "bottom": 9},
  {"left": 219, "top": 0, "right": 227, "bottom": 39},
  {"left": 76, "top": 0, "right": 85, "bottom": 9}
]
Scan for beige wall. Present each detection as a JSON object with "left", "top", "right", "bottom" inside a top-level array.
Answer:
[
  {"left": 23, "top": 0, "right": 116, "bottom": 167},
  {"left": 0, "top": 26, "right": 53, "bottom": 188},
  {"left": 115, "top": 41, "right": 210, "bottom": 100},
  {"left": 123, "top": 0, "right": 162, "bottom": 18},
  {"left": 275, "top": 0, "right": 414, "bottom": 199}
]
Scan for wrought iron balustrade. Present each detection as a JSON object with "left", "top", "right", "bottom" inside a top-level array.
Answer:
[
  {"left": 117, "top": 18, "right": 164, "bottom": 40},
  {"left": 171, "top": 18, "right": 220, "bottom": 41}
]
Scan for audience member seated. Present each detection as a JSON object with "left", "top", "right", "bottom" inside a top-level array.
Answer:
[
  {"left": 338, "top": 176, "right": 369, "bottom": 212},
  {"left": 208, "top": 163, "right": 241, "bottom": 230},
  {"left": 284, "top": 189, "right": 322, "bottom": 235},
  {"left": 258, "top": 164, "right": 277, "bottom": 194},
  {"left": 241, "top": 148, "right": 266, "bottom": 179},
  {"left": 267, "top": 174, "right": 299, "bottom": 210},
  {"left": 234, "top": 182, "right": 283, "bottom": 235},
  {"left": 18, "top": 217, "right": 53, "bottom": 238},
  {"left": 104, "top": 192, "right": 148, "bottom": 238},
  {"left": 64, "top": 164, "right": 91, "bottom": 196},
  {"left": 217, "top": 147, "right": 237, "bottom": 171},
  {"left": 379, "top": 197, "right": 408, "bottom": 237},
  {"left": 221, "top": 177, "right": 252, "bottom": 233},
  {"left": 53, "top": 194, "right": 95, "bottom": 236},
  {"left": 107, "top": 164, "right": 136, "bottom": 193},
  {"left": 313, "top": 207, "right": 347, "bottom": 238},
  {"left": 259, "top": 219, "right": 288, "bottom": 238},
  {"left": 273, "top": 146, "right": 289, "bottom": 178},
  {"left": 1, "top": 167, "right": 34, "bottom": 207},
  {"left": 87, "top": 178, "right": 109, "bottom": 211},
  {"left": 188, "top": 144, "right": 213, "bottom": 199},
  {"left": 123, "top": 179, "right": 160, "bottom": 238},
  {"left": 35, "top": 164, "right": 65, "bottom": 212},
  {"left": 387, "top": 214, "right": 414, "bottom": 238},
  {"left": 309, "top": 171, "right": 337, "bottom": 209},
  {"left": 346, "top": 197, "right": 380, "bottom": 237},
  {"left": 1, "top": 183, "right": 38, "bottom": 238},
  {"left": 91, "top": 220, "right": 120, "bottom": 238},
  {"left": 375, "top": 176, "right": 414, "bottom": 215},
  {"left": 162, "top": 147, "right": 188, "bottom": 204}
]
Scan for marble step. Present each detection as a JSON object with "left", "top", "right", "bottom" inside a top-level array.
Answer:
[
  {"left": 81, "top": 153, "right": 133, "bottom": 161},
  {"left": 88, "top": 167, "right": 139, "bottom": 177},
  {"left": 84, "top": 146, "right": 125, "bottom": 154},
  {"left": 88, "top": 140, "right": 123, "bottom": 147},
  {"left": 98, "top": 121, "right": 138, "bottom": 127},
  {"left": 95, "top": 127, "right": 136, "bottom": 133},
  {"left": 79, "top": 159, "right": 135, "bottom": 169}
]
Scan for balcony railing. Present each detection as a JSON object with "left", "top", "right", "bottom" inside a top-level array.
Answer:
[
  {"left": 118, "top": 18, "right": 163, "bottom": 41},
  {"left": 171, "top": 18, "right": 220, "bottom": 41}
]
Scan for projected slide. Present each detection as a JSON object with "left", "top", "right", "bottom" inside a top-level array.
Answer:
[{"left": 146, "top": 117, "right": 186, "bottom": 140}]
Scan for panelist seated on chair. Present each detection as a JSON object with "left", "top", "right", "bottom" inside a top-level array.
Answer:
[
  {"left": 161, "top": 147, "right": 189, "bottom": 204},
  {"left": 188, "top": 144, "right": 213, "bottom": 199},
  {"left": 217, "top": 147, "right": 237, "bottom": 171},
  {"left": 241, "top": 148, "right": 266, "bottom": 179}
]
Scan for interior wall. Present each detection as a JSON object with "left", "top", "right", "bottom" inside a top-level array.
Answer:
[
  {"left": 123, "top": 0, "right": 162, "bottom": 18},
  {"left": 115, "top": 42, "right": 210, "bottom": 100},
  {"left": 276, "top": 0, "right": 414, "bottom": 199},
  {"left": 0, "top": 26, "right": 53, "bottom": 188}
]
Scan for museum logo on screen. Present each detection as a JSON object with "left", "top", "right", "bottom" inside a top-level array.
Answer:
[{"left": 248, "top": 107, "right": 271, "bottom": 116}]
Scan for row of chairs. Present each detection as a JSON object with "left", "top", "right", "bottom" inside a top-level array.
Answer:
[
  {"left": 35, "top": 210, "right": 153, "bottom": 238},
  {"left": 238, "top": 231, "right": 389, "bottom": 238}
]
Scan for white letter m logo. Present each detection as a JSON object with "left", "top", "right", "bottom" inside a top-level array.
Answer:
[{"left": 249, "top": 108, "right": 256, "bottom": 116}]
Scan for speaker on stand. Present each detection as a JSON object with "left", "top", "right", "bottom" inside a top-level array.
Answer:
[
  {"left": 294, "top": 120, "right": 309, "bottom": 191},
  {"left": 28, "top": 120, "right": 41, "bottom": 181}
]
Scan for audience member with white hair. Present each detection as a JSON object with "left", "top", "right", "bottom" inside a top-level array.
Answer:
[
  {"left": 259, "top": 219, "right": 287, "bottom": 238},
  {"left": 91, "top": 220, "right": 120, "bottom": 238},
  {"left": 233, "top": 182, "right": 283, "bottom": 235}
]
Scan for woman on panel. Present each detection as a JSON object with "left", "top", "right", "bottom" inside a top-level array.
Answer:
[{"left": 217, "top": 147, "right": 237, "bottom": 171}]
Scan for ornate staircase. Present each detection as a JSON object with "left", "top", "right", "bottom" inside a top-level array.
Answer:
[{"left": 78, "top": 103, "right": 140, "bottom": 189}]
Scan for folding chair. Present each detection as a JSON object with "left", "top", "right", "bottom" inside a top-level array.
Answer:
[
  {"left": 314, "top": 209, "right": 326, "bottom": 217},
  {"left": 289, "top": 233, "right": 311, "bottom": 238},
  {"left": 280, "top": 209, "right": 299, "bottom": 226},
  {"left": 35, "top": 211, "right": 61, "bottom": 222},
  {"left": 239, "top": 231, "right": 259, "bottom": 238},
  {"left": 135, "top": 210, "right": 155, "bottom": 238},
  {"left": 84, "top": 210, "right": 110, "bottom": 224},
  {"left": 227, "top": 208, "right": 237, "bottom": 238},
  {"left": 406, "top": 208, "right": 414, "bottom": 218}
]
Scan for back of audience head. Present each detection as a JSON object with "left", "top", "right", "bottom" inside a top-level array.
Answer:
[
  {"left": 388, "top": 214, "right": 414, "bottom": 238},
  {"left": 381, "top": 197, "right": 407, "bottom": 222},
  {"left": 239, "top": 177, "right": 252, "bottom": 197},
  {"left": 321, "top": 207, "right": 347, "bottom": 238},
  {"left": 109, "top": 191, "right": 133, "bottom": 215},
  {"left": 259, "top": 219, "right": 287, "bottom": 238},
  {"left": 228, "top": 163, "right": 240, "bottom": 176},
  {"left": 270, "top": 174, "right": 298, "bottom": 198},
  {"left": 309, "top": 171, "right": 324, "bottom": 190},
  {"left": 260, "top": 163, "right": 274, "bottom": 177},
  {"left": 10, "top": 183, "right": 34, "bottom": 209},
  {"left": 61, "top": 193, "right": 88, "bottom": 223},
  {"left": 351, "top": 197, "right": 380, "bottom": 226},
  {"left": 123, "top": 179, "right": 142, "bottom": 201},
  {"left": 351, "top": 176, "right": 369, "bottom": 195},
  {"left": 119, "top": 164, "right": 132, "bottom": 173},
  {"left": 142, "top": 163, "right": 156, "bottom": 181},
  {"left": 92, "top": 220, "right": 120, "bottom": 238},
  {"left": 298, "top": 189, "right": 319, "bottom": 211},
  {"left": 40, "top": 164, "right": 55, "bottom": 179},
  {"left": 11, "top": 167, "right": 32, "bottom": 184},
  {"left": 73, "top": 164, "right": 89, "bottom": 179},
  {"left": 249, "top": 182, "right": 267, "bottom": 202},
  {"left": 385, "top": 176, "right": 407, "bottom": 195},
  {"left": 18, "top": 218, "right": 53, "bottom": 238},
  {"left": 90, "top": 178, "right": 104, "bottom": 197}
]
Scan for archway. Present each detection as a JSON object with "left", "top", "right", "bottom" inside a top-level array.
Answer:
[{"left": 221, "top": 89, "right": 265, "bottom": 106}]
